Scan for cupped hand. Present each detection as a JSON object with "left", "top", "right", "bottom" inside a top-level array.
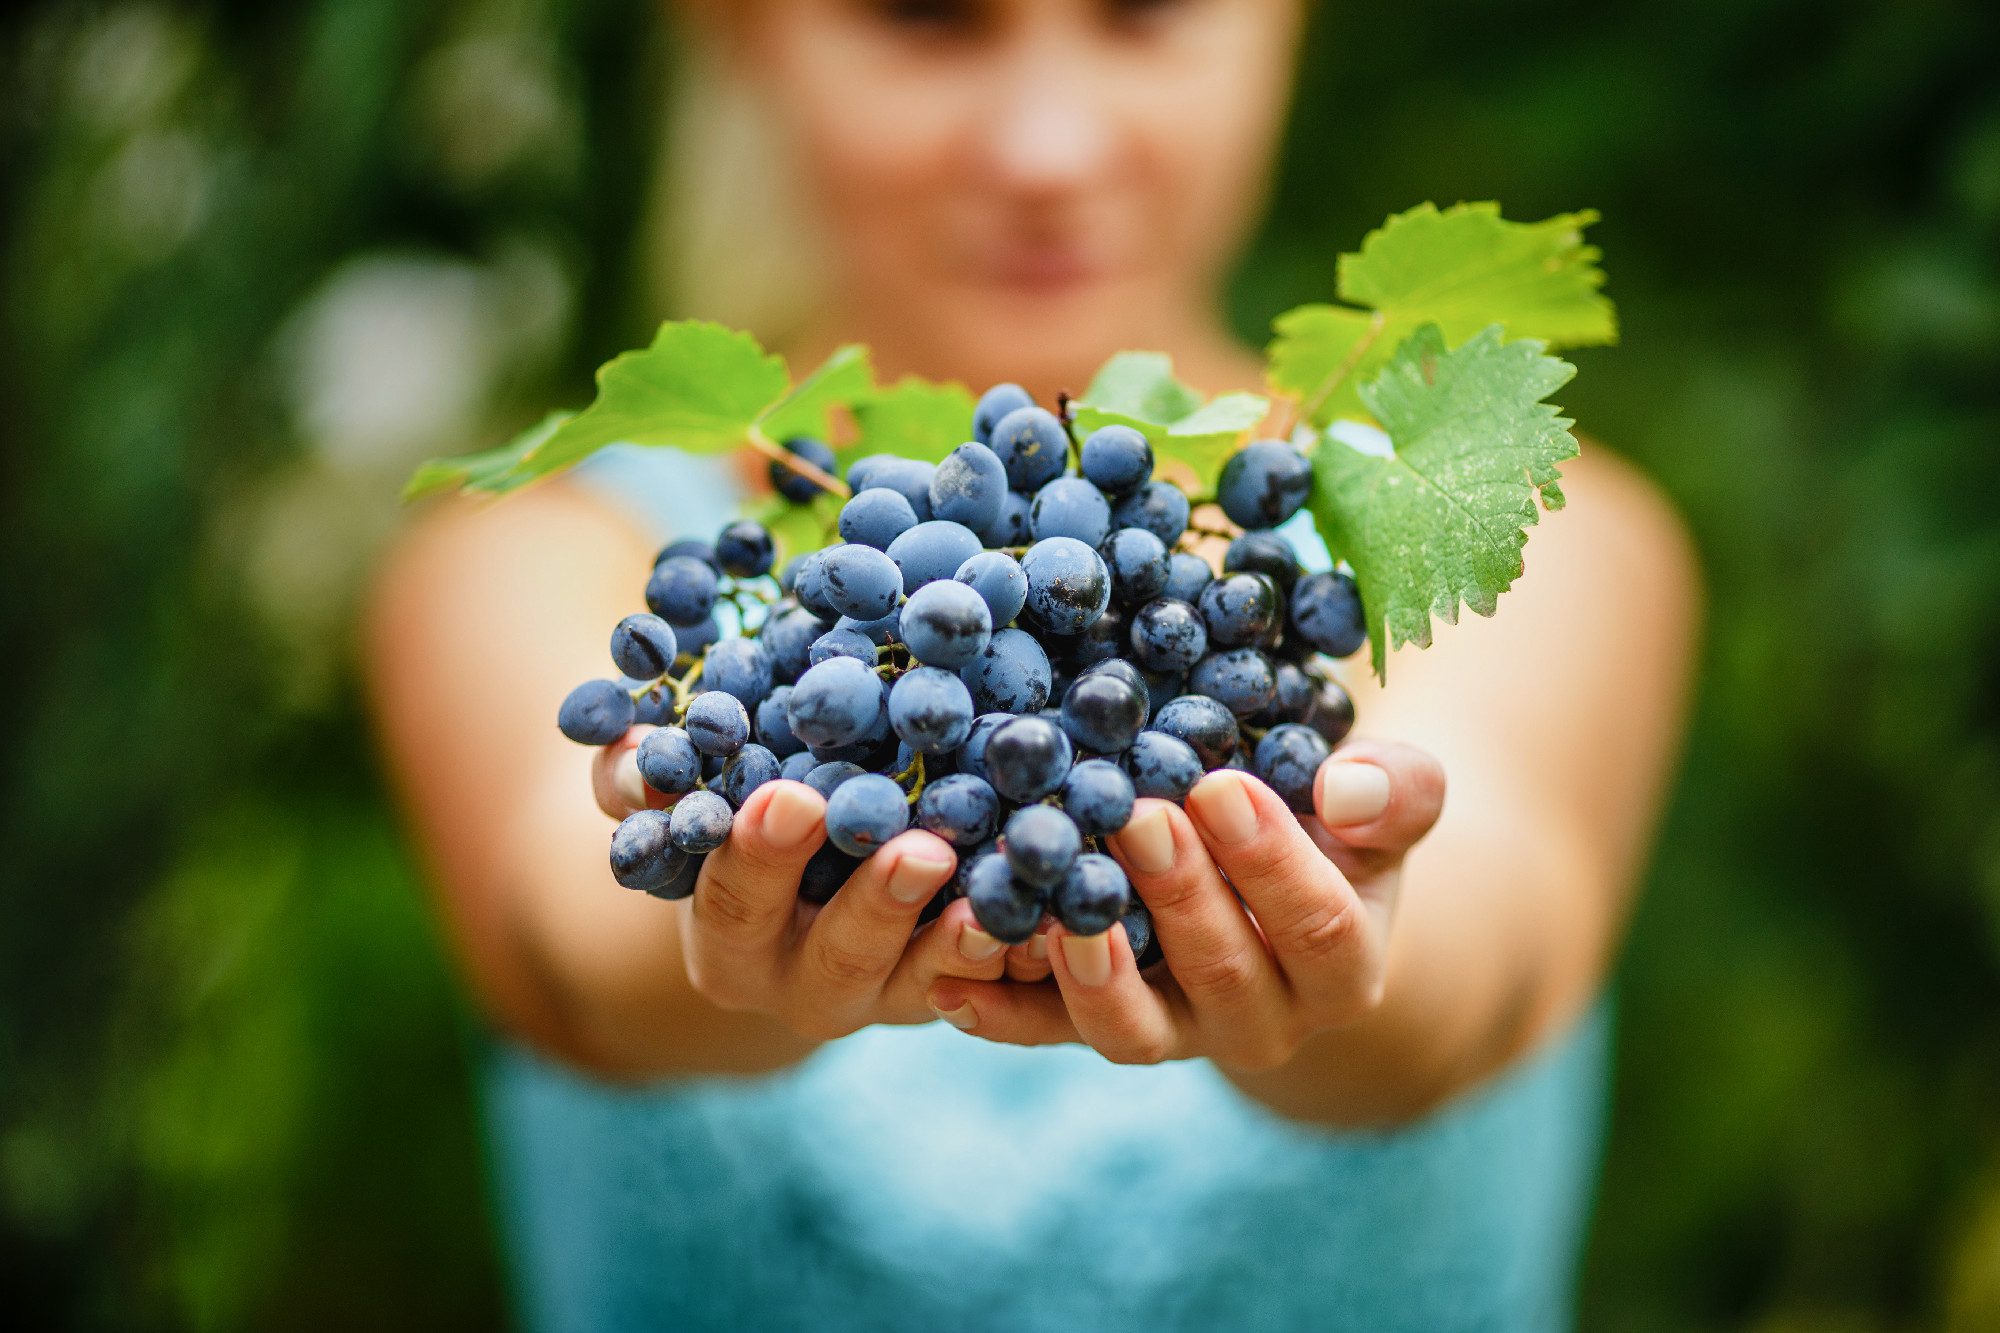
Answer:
[
  {"left": 591, "top": 729, "right": 1009, "bottom": 1042},
  {"left": 923, "top": 741, "right": 1446, "bottom": 1070}
]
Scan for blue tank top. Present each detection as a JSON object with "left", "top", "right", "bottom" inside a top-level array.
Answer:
[{"left": 489, "top": 448, "right": 1613, "bottom": 1332}]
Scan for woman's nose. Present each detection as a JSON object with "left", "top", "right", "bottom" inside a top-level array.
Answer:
[{"left": 980, "top": 62, "right": 1116, "bottom": 198}]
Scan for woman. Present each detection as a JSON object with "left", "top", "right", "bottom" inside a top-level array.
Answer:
[{"left": 369, "top": 0, "right": 1699, "bottom": 1327}]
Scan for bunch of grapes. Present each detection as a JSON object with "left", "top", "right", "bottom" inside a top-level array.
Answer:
[{"left": 556, "top": 385, "right": 1366, "bottom": 961}]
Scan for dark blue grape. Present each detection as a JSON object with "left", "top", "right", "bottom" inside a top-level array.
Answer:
[
  {"left": 954, "top": 550, "right": 1028, "bottom": 627},
  {"left": 558, "top": 679, "right": 635, "bottom": 745},
  {"left": 857, "top": 457, "right": 937, "bottom": 522},
  {"left": 964, "top": 854, "right": 1044, "bottom": 944},
  {"left": 810, "top": 627, "right": 880, "bottom": 667},
  {"left": 958, "top": 627, "right": 1051, "bottom": 714},
  {"left": 791, "top": 549, "right": 839, "bottom": 620},
  {"left": 1080, "top": 424, "right": 1153, "bottom": 497},
  {"left": 1291, "top": 570, "right": 1367, "bottom": 657},
  {"left": 839, "top": 487, "right": 920, "bottom": 550},
  {"left": 898, "top": 739, "right": 956, "bottom": 779},
  {"left": 1252, "top": 662, "right": 1317, "bottom": 727},
  {"left": 1002, "top": 805, "right": 1081, "bottom": 891},
  {"left": 1217, "top": 439, "right": 1311, "bottom": 531},
  {"left": 1110, "top": 480, "right": 1190, "bottom": 548},
  {"left": 1060, "top": 670, "right": 1148, "bottom": 754},
  {"left": 655, "top": 538, "right": 720, "bottom": 573},
  {"left": 1198, "top": 573, "right": 1279, "bottom": 648},
  {"left": 761, "top": 606, "right": 829, "bottom": 683},
  {"left": 977, "top": 491, "right": 1034, "bottom": 547},
  {"left": 973, "top": 383, "right": 1036, "bottom": 444},
  {"left": 807, "top": 700, "right": 893, "bottom": 766},
  {"left": 1308, "top": 679, "right": 1356, "bottom": 748},
  {"left": 1123, "top": 731, "right": 1202, "bottom": 801},
  {"left": 1225, "top": 531, "right": 1301, "bottom": 593},
  {"left": 780, "top": 749, "right": 820, "bottom": 782},
  {"left": 1122, "top": 898, "right": 1158, "bottom": 967},
  {"left": 845, "top": 454, "right": 888, "bottom": 492},
  {"left": 1030, "top": 477, "right": 1112, "bottom": 547},
  {"left": 715, "top": 520, "right": 775, "bottom": 578},
  {"left": 1053, "top": 853, "right": 1130, "bottom": 936},
  {"left": 983, "top": 714, "right": 1074, "bottom": 802},
  {"left": 645, "top": 556, "right": 720, "bottom": 627},
  {"left": 771, "top": 436, "right": 838, "bottom": 504},
  {"left": 1079, "top": 657, "right": 1147, "bottom": 699},
  {"left": 801, "top": 842, "right": 862, "bottom": 905},
  {"left": 1061, "top": 759, "right": 1136, "bottom": 837},
  {"left": 611, "top": 614, "right": 678, "bottom": 680},
  {"left": 637, "top": 726, "right": 702, "bottom": 794},
  {"left": 703, "top": 752, "right": 728, "bottom": 781},
  {"left": 825, "top": 773, "right": 911, "bottom": 856},
  {"left": 631, "top": 681, "right": 675, "bottom": 725},
  {"left": 835, "top": 611, "right": 901, "bottom": 646},
  {"left": 1253, "top": 724, "right": 1333, "bottom": 813},
  {"left": 1187, "top": 647, "right": 1278, "bottom": 718},
  {"left": 675, "top": 616, "right": 721, "bottom": 664},
  {"left": 821, "top": 543, "right": 904, "bottom": 620},
  {"left": 717, "top": 743, "right": 782, "bottom": 808},
  {"left": 1151, "top": 694, "right": 1239, "bottom": 769},
  {"left": 1128, "top": 598, "right": 1208, "bottom": 673},
  {"left": 684, "top": 690, "right": 751, "bottom": 755},
  {"left": 889, "top": 666, "right": 976, "bottom": 754},
  {"left": 989, "top": 405, "right": 1071, "bottom": 494},
  {"left": 609, "top": 809, "right": 687, "bottom": 892},
  {"left": 1100, "top": 527, "right": 1170, "bottom": 607},
  {"left": 916, "top": 774, "right": 1001, "bottom": 848},
  {"left": 928, "top": 441, "right": 1008, "bottom": 532},
  {"left": 669, "top": 790, "right": 735, "bottom": 854},
  {"left": 898, "top": 579, "right": 993, "bottom": 669},
  {"left": 886, "top": 520, "right": 983, "bottom": 594},
  {"left": 787, "top": 656, "right": 886, "bottom": 748},
  {"left": 1021, "top": 536, "right": 1111, "bottom": 635},
  {"left": 804, "top": 761, "right": 867, "bottom": 800},
  {"left": 653, "top": 849, "right": 705, "bottom": 901},
  {"left": 755, "top": 686, "right": 806, "bottom": 758},
  {"left": 1162, "top": 551, "right": 1213, "bottom": 604},
  {"left": 1139, "top": 666, "right": 1185, "bottom": 720},
  {"left": 704, "top": 637, "right": 773, "bottom": 710},
  {"left": 956, "top": 713, "right": 1011, "bottom": 783}
]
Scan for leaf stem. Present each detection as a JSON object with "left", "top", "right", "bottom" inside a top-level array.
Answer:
[{"left": 746, "top": 423, "right": 852, "bottom": 499}]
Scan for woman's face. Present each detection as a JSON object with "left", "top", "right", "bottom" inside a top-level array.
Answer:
[{"left": 734, "top": 0, "right": 1302, "bottom": 392}]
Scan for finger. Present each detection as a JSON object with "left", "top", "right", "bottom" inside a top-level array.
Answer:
[
  {"left": 922, "top": 977, "right": 1078, "bottom": 1047},
  {"left": 1314, "top": 741, "right": 1446, "bottom": 855},
  {"left": 681, "top": 781, "right": 827, "bottom": 1003},
  {"left": 1043, "top": 922, "right": 1184, "bottom": 1064},
  {"left": 1183, "top": 770, "right": 1386, "bottom": 1020},
  {"left": 875, "top": 898, "right": 1014, "bottom": 1023},
  {"left": 794, "top": 829, "right": 958, "bottom": 1018},
  {"left": 1104, "top": 799, "right": 1290, "bottom": 1042},
  {"left": 590, "top": 725, "right": 657, "bottom": 819},
  {"left": 1003, "top": 918, "right": 1055, "bottom": 982}
]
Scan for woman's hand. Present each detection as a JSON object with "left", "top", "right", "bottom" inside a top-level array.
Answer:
[
  {"left": 591, "top": 728, "right": 1011, "bottom": 1042},
  {"left": 922, "top": 741, "right": 1446, "bottom": 1071}
]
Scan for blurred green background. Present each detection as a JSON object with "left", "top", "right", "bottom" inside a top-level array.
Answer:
[{"left": 2, "top": 0, "right": 1996, "bottom": 1328}]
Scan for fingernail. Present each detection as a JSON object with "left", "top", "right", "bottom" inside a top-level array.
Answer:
[
  {"left": 1319, "top": 762, "right": 1391, "bottom": 826},
  {"left": 960, "top": 927, "right": 1005, "bottom": 961},
  {"left": 1028, "top": 931, "right": 1049, "bottom": 961},
  {"left": 613, "top": 751, "right": 646, "bottom": 811},
  {"left": 761, "top": 783, "right": 823, "bottom": 850},
  {"left": 889, "top": 856, "right": 953, "bottom": 904},
  {"left": 931, "top": 1001, "right": 977, "bottom": 1031},
  {"left": 1120, "top": 805, "right": 1174, "bottom": 875},
  {"left": 1061, "top": 933, "right": 1112, "bottom": 987},
  {"left": 1188, "top": 773, "right": 1259, "bottom": 845}
]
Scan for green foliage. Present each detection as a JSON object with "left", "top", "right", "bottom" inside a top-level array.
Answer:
[
  {"left": 758, "top": 344, "right": 872, "bottom": 446},
  {"left": 1267, "top": 202, "right": 1616, "bottom": 428},
  {"left": 1309, "top": 325, "right": 1578, "bottom": 677},
  {"left": 844, "top": 376, "right": 976, "bottom": 466},
  {"left": 402, "top": 410, "right": 572, "bottom": 501},
  {"left": 1072, "top": 352, "right": 1270, "bottom": 487}
]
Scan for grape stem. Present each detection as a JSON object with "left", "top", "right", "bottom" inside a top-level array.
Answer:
[
  {"left": 745, "top": 423, "right": 852, "bottom": 499},
  {"left": 893, "top": 751, "right": 927, "bottom": 803},
  {"left": 1055, "top": 391, "right": 1083, "bottom": 471}
]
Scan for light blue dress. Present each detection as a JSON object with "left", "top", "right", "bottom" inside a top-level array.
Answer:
[{"left": 486, "top": 448, "right": 1613, "bottom": 1332}]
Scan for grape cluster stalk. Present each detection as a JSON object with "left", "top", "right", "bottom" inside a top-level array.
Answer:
[{"left": 557, "top": 387, "right": 1367, "bottom": 957}]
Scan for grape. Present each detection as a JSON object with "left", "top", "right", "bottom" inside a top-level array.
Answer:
[
  {"left": 715, "top": 520, "right": 775, "bottom": 578},
  {"left": 637, "top": 726, "right": 702, "bottom": 794},
  {"left": 972, "top": 382, "right": 1035, "bottom": 444},
  {"left": 670, "top": 790, "right": 735, "bottom": 854},
  {"left": 1224, "top": 531, "right": 1301, "bottom": 593},
  {"left": 1198, "top": 572, "right": 1279, "bottom": 648},
  {"left": 825, "top": 773, "right": 911, "bottom": 856},
  {"left": 820, "top": 543, "right": 905, "bottom": 620},
  {"left": 1099, "top": 527, "right": 1171, "bottom": 609},
  {"left": 959, "top": 627, "right": 1051, "bottom": 714},
  {"left": 761, "top": 606, "right": 828, "bottom": 683},
  {"left": 1030, "top": 477, "right": 1112, "bottom": 547},
  {"left": 1162, "top": 551, "right": 1213, "bottom": 605},
  {"left": 654, "top": 849, "right": 705, "bottom": 901},
  {"left": 786, "top": 656, "right": 885, "bottom": 748},
  {"left": 898, "top": 738, "right": 957, "bottom": 779},
  {"left": 1187, "top": 647, "right": 1278, "bottom": 718},
  {"left": 928, "top": 442, "right": 1008, "bottom": 532},
  {"left": 845, "top": 454, "right": 887, "bottom": 492},
  {"left": 1151, "top": 694, "right": 1239, "bottom": 769},
  {"left": 915, "top": 774, "right": 1001, "bottom": 848},
  {"left": 1123, "top": 731, "right": 1202, "bottom": 801},
  {"left": 835, "top": 611, "right": 901, "bottom": 646},
  {"left": 1001, "top": 805, "right": 1080, "bottom": 890},
  {"left": 754, "top": 686, "right": 806, "bottom": 757},
  {"left": 609, "top": 809, "right": 686, "bottom": 892},
  {"left": 1061, "top": 759, "right": 1136, "bottom": 836},
  {"left": 1110, "top": 480, "right": 1190, "bottom": 548},
  {"left": 675, "top": 616, "right": 721, "bottom": 664},
  {"left": 1056, "top": 604, "right": 1126, "bottom": 672},
  {"left": 898, "top": 579, "right": 993, "bottom": 669},
  {"left": 1059, "top": 670, "right": 1148, "bottom": 754},
  {"left": 956, "top": 713, "right": 1010, "bottom": 782},
  {"left": 610, "top": 613, "right": 678, "bottom": 680},
  {"left": 1080, "top": 424, "right": 1152, "bottom": 497},
  {"left": 886, "top": 520, "right": 984, "bottom": 594},
  {"left": 645, "top": 555, "right": 720, "bottom": 627},
  {"left": 558, "top": 679, "right": 635, "bottom": 744},
  {"left": 810, "top": 627, "right": 879, "bottom": 666},
  {"left": 684, "top": 690, "right": 751, "bottom": 755},
  {"left": 859, "top": 457, "right": 937, "bottom": 522},
  {"left": 801, "top": 842, "right": 862, "bottom": 905},
  {"left": 1138, "top": 666, "right": 1185, "bottom": 720},
  {"left": 809, "top": 700, "right": 894, "bottom": 766},
  {"left": 1308, "top": 678, "right": 1356, "bottom": 747},
  {"left": 791, "top": 549, "right": 840, "bottom": 620},
  {"left": 977, "top": 491, "right": 1034, "bottom": 547},
  {"left": 717, "top": 743, "right": 782, "bottom": 807},
  {"left": 1252, "top": 662, "right": 1317, "bottom": 727},
  {"left": 1217, "top": 439, "right": 1312, "bottom": 530},
  {"left": 983, "top": 714, "right": 1073, "bottom": 801},
  {"left": 780, "top": 749, "right": 820, "bottom": 782},
  {"left": 1291, "top": 570, "right": 1367, "bottom": 657},
  {"left": 1253, "top": 724, "right": 1332, "bottom": 813},
  {"left": 954, "top": 549, "right": 1028, "bottom": 628},
  {"left": 1020, "top": 537, "right": 1111, "bottom": 635},
  {"left": 631, "top": 681, "right": 675, "bottom": 725},
  {"left": 964, "top": 853, "right": 1044, "bottom": 944},
  {"left": 771, "top": 436, "right": 838, "bottom": 504},
  {"left": 1128, "top": 598, "right": 1207, "bottom": 673},
  {"left": 704, "top": 637, "right": 773, "bottom": 710},
  {"left": 1121, "top": 898, "right": 1157, "bottom": 967},
  {"left": 804, "top": 761, "right": 867, "bottom": 799},
  {"left": 1053, "top": 854, "right": 1130, "bottom": 936},
  {"left": 888, "top": 666, "right": 976, "bottom": 754},
  {"left": 839, "top": 487, "right": 920, "bottom": 551},
  {"left": 988, "top": 405, "right": 1070, "bottom": 494},
  {"left": 656, "top": 538, "right": 721, "bottom": 573},
  {"left": 1079, "top": 656, "right": 1146, "bottom": 699}
]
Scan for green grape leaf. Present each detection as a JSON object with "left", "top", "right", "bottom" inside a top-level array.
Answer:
[
  {"left": 404, "top": 410, "right": 573, "bottom": 501},
  {"left": 1308, "top": 322, "right": 1578, "bottom": 680},
  {"left": 746, "top": 492, "right": 840, "bottom": 566},
  {"left": 1074, "top": 352, "right": 1269, "bottom": 490},
  {"left": 755, "top": 343, "right": 872, "bottom": 446},
  {"left": 1269, "top": 202, "right": 1614, "bottom": 428},
  {"left": 843, "top": 376, "right": 976, "bottom": 466}
]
